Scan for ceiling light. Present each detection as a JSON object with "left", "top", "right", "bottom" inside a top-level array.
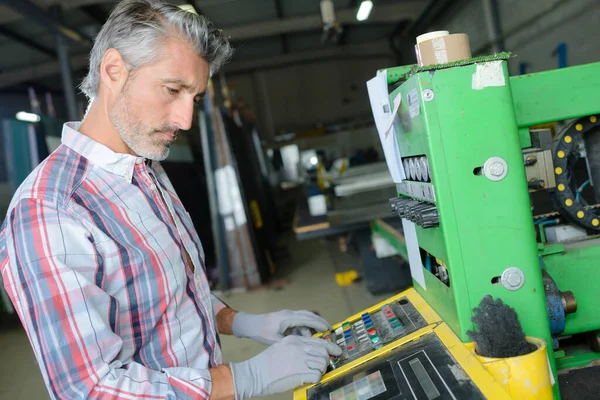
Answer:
[
  {"left": 16, "top": 111, "right": 40, "bottom": 123},
  {"left": 178, "top": 4, "right": 198, "bottom": 15},
  {"left": 356, "top": 0, "right": 373, "bottom": 22}
]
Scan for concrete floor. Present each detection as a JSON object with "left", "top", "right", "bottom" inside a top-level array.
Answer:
[{"left": 0, "top": 235, "right": 390, "bottom": 400}]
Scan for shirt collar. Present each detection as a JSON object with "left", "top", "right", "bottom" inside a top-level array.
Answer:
[{"left": 61, "top": 122, "right": 146, "bottom": 183}]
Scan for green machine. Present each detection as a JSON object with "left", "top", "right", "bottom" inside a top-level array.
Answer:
[{"left": 376, "top": 54, "right": 600, "bottom": 397}]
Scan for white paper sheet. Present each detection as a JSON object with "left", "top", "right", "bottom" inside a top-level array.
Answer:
[
  {"left": 401, "top": 219, "right": 427, "bottom": 290},
  {"left": 367, "top": 70, "right": 405, "bottom": 183}
]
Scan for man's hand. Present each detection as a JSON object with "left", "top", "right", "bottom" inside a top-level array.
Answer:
[
  {"left": 230, "top": 335, "right": 342, "bottom": 400},
  {"left": 232, "top": 310, "right": 331, "bottom": 345}
]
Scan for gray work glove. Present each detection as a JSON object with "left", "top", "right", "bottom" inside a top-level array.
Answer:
[
  {"left": 232, "top": 310, "right": 331, "bottom": 345},
  {"left": 230, "top": 335, "right": 342, "bottom": 400}
]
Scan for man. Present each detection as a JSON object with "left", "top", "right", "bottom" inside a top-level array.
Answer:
[{"left": 0, "top": 1, "right": 341, "bottom": 399}]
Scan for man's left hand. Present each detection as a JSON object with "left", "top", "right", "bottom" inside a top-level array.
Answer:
[{"left": 232, "top": 310, "right": 331, "bottom": 345}]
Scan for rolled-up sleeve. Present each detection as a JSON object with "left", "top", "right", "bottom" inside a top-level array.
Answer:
[{"left": 1, "top": 198, "right": 214, "bottom": 400}]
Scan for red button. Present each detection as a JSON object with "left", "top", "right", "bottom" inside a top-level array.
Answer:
[
  {"left": 348, "top": 345, "right": 356, "bottom": 351},
  {"left": 368, "top": 328, "right": 377, "bottom": 335}
]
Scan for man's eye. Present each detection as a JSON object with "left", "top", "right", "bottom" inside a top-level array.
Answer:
[{"left": 167, "top": 87, "right": 179, "bottom": 95}]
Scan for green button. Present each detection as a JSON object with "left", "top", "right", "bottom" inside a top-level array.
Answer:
[
  {"left": 371, "top": 335, "right": 380, "bottom": 343},
  {"left": 365, "top": 322, "right": 373, "bottom": 329}
]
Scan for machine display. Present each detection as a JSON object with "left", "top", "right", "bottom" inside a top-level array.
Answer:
[
  {"left": 296, "top": 51, "right": 600, "bottom": 399},
  {"left": 310, "top": 333, "right": 484, "bottom": 400}
]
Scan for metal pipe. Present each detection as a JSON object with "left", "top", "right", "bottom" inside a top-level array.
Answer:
[
  {"left": 482, "top": 0, "right": 504, "bottom": 53},
  {"left": 53, "top": 5, "right": 78, "bottom": 121},
  {"left": 56, "top": 33, "right": 79, "bottom": 121}
]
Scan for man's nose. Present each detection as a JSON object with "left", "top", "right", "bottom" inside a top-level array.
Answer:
[{"left": 173, "top": 99, "right": 194, "bottom": 131}]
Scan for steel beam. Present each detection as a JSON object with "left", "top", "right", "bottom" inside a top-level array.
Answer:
[
  {"left": 223, "top": 40, "right": 392, "bottom": 74},
  {"left": 0, "top": 0, "right": 93, "bottom": 46},
  {"left": 225, "top": 1, "right": 426, "bottom": 41},
  {"left": 0, "top": 26, "right": 55, "bottom": 58},
  {"left": 80, "top": 4, "right": 109, "bottom": 24},
  {"left": 0, "top": 53, "right": 89, "bottom": 89}
]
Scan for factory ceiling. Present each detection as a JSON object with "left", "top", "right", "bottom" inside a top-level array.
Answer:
[{"left": 0, "top": 0, "right": 431, "bottom": 92}]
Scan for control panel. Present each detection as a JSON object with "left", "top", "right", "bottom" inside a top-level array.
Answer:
[
  {"left": 308, "top": 333, "right": 485, "bottom": 400},
  {"left": 323, "top": 297, "right": 428, "bottom": 371}
]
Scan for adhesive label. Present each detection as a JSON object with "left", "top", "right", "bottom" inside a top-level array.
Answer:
[
  {"left": 472, "top": 61, "right": 506, "bottom": 90},
  {"left": 408, "top": 88, "right": 420, "bottom": 118}
]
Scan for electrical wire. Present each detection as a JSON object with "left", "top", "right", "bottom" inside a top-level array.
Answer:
[{"left": 576, "top": 179, "right": 590, "bottom": 201}]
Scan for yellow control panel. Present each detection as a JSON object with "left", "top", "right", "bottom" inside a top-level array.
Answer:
[{"left": 294, "top": 288, "right": 514, "bottom": 400}]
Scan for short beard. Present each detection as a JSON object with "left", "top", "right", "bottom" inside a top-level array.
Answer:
[{"left": 109, "top": 78, "right": 177, "bottom": 161}]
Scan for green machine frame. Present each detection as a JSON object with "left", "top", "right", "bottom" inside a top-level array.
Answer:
[{"left": 379, "top": 57, "right": 600, "bottom": 396}]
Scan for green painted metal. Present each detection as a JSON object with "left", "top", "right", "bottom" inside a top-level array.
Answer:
[
  {"left": 390, "top": 61, "right": 552, "bottom": 343},
  {"left": 543, "top": 240, "right": 600, "bottom": 335},
  {"left": 371, "top": 221, "right": 408, "bottom": 261},
  {"left": 555, "top": 347, "right": 600, "bottom": 371},
  {"left": 511, "top": 62, "right": 600, "bottom": 128},
  {"left": 384, "top": 65, "right": 416, "bottom": 86},
  {"left": 519, "top": 127, "right": 532, "bottom": 149},
  {"left": 386, "top": 60, "right": 560, "bottom": 394}
]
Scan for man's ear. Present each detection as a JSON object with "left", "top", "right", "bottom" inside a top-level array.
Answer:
[{"left": 99, "top": 48, "right": 129, "bottom": 96}]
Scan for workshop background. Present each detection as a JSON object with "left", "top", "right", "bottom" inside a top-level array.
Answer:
[{"left": 0, "top": 0, "right": 599, "bottom": 399}]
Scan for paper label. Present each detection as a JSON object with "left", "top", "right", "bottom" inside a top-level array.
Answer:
[
  {"left": 367, "top": 70, "right": 406, "bottom": 183},
  {"left": 401, "top": 219, "right": 426, "bottom": 289},
  {"left": 408, "top": 88, "right": 420, "bottom": 118},
  {"left": 472, "top": 61, "right": 506, "bottom": 90}
]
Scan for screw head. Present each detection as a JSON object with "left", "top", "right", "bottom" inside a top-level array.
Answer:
[
  {"left": 507, "top": 272, "right": 521, "bottom": 287},
  {"left": 483, "top": 157, "right": 508, "bottom": 181},
  {"left": 423, "top": 89, "right": 434, "bottom": 101},
  {"left": 501, "top": 267, "right": 525, "bottom": 291},
  {"left": 490, "top": 162, "right": 505, "bottom": 176}
]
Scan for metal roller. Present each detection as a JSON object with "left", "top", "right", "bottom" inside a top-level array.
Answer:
[
  {"left": 403, "top": 159, "right": 410, "bottom": 180},
  {"left": 415, "top": 158, "right": 423, "bottom": 181},
  {"left": 420, "top": 157, "right": 429, "bottom": 182},
  {"left": 408, "top": 158, "right": 416, "bottom": 180}
]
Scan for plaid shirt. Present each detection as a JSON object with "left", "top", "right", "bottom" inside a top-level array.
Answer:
[{"left": 0, "top": 123, "right": 227, "bottom": 399}]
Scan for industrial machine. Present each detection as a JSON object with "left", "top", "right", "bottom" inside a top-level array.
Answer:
[{"left": 294, "top": 54, "right": 600, "bottom": 399}]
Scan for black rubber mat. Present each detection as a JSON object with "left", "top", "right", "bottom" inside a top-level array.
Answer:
[{"left": 559, "top": 365, "right": 600, "bottom": 400}]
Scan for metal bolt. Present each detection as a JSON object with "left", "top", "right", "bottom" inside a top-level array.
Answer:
[
  {"left": 501, "top": 267, "right": 525, "bottom": 291},
  {"left": 507, "top": 272, "right": 521, "bottom": 287},
  {"left": 489, "top": 162, "right": 505, "bottom": 176},
  {"left": 423, "top": 89, "right": 434, "bottom": 101},
  {"left": 483, "top": 157, "right": 508, "bottom": 182}
]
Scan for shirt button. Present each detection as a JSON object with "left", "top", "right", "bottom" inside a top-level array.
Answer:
[
  {"left": 136, "top": 158, "right": 144, "bottom": 165},
  {"left": 151, "top": 184, "right": 157, "bottom": 190}
]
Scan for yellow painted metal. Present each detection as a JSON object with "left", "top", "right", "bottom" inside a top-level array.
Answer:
[
  {"left": 465, "top": 338, "right": 553, "bottom": 399},
  {"left": 334, "top": 270, "right": 359, "bottom": 286},
  {"left": 293, "top": 288, "right": 512, "bottom": 400}
]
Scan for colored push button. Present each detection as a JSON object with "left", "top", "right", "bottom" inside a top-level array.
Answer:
[
  {"left": 367, "top": 327, "right": 377, "bottom": 335},
  {"left": 365, "top": 322, "right": 373, "bottom": 329},
  {"left": 370, "top": 335, "right": 380, "bottom": 344}
]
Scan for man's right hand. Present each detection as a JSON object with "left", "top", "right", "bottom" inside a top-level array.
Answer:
[{"left": 229, "top": 335, "right": 342, "bottom": 400}]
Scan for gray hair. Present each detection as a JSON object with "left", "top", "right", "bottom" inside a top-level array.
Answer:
[{"left": 80, "top": 0, "right": 233, "bottom": 100}]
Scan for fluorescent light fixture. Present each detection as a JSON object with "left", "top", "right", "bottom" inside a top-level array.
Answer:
[
  {"left": 356, "top": 0, "right": 373, "bottom": 21},
  {"left": 178, "top": 4, "right": 198, "bottom": 15},
  {"left": 16, "top": 111, "right": 40, "bottom": 123}
]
